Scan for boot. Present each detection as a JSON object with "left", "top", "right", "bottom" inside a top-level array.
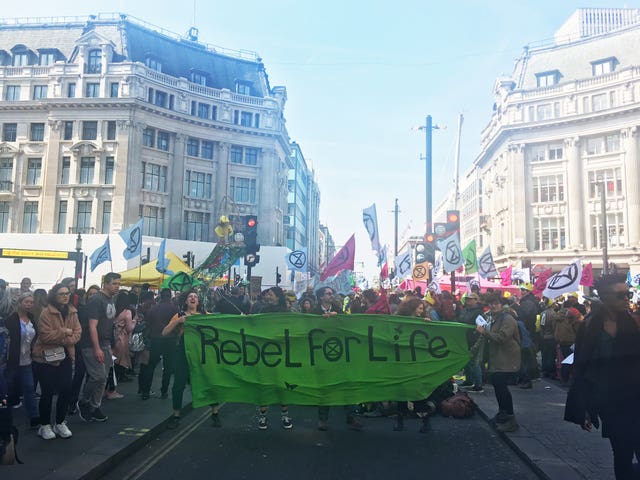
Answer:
[
  {"left": 496, "top": 414, "right": 519, "bottom": 433},
  {"left": 418, "top": 415, "right": 431, "bottom": 434},
  {"left": 393, "top": 413, "right": 404, "bottom": 431},
  {"left": 492, "top": 411, "right": 509, "bottom": 425}
]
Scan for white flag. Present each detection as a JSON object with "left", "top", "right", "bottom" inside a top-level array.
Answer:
[
  {"left": 436, "top": 232, "right": 464, "bottom": 273},
  {"left": 543, "top": 260, "right": 583, "bottom": 300},
  {"left": 477, "top": 246, "right": 498, "bottom": 279},
  {"left": 432, "top": 252, "right": 443, "bottom": 279},
  {"left": 363, "top": 204, "right": 383, "bottom": 264},
  {"left": 286, "top": 248, "right": 308, "bottom": 272},
  {"left": 395, "top": 250, "right": 413, "bottom": 279},
  {"left": 511, "top": 268, "right": 531, "bottom": 284}
]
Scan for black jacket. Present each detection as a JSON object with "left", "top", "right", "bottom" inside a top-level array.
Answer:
[{"left": 5, "top": 311, "right": 36, "bottom": 368}]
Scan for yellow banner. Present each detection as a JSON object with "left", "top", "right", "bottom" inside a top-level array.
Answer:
[{"left": 1, "top": 249, "right": 70, "bottom": 259}]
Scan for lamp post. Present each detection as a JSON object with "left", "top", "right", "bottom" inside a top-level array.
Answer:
[
  {"left": 74, "top": 232, "right": 83, "bottom": 281},
  {"left": 418, "top": 115, "right": 440, "bottom": 234}
]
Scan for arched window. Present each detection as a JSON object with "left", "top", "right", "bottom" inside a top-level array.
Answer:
[{"left": 87, "top": 49, "right": 101, "bottom": 74}]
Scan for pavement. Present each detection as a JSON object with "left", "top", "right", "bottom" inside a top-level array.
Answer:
[{"left": 1, "top": 371, "right": 616, "bottom": 480}]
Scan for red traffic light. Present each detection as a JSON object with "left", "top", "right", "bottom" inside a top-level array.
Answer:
[
  {"left": 247, "top": 218, "right": 256, "bottom": 228},
  {"left": 425, "top": 233, "right": 435, "bottom": 243},
  {"left": 447, "top": 211, "right": 459, "bottom": 224}
]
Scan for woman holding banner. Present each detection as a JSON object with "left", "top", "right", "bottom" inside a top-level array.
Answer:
[{"left": 163, "top": 290, "right": 221, "bottom": 429}]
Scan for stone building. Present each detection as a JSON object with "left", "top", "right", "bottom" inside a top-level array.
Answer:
[
  {"left": 456, "top": 8, "right": 640, "bottom": 275},
  {"left": 0, "top": 13, "right": 291, "bottom": 246}
]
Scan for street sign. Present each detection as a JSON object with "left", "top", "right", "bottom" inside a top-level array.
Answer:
[{"left": 0, "top": 248, "right": 71, "bottom": 260}]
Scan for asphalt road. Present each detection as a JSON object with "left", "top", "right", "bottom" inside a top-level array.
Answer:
[{"left": 104, "top": 403, "right": 542, "bottom": 480}]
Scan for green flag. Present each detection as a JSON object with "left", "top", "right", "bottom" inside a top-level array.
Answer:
[
  {"left": 463, "top": 239, "right": 478, "bottom": 274},
  {"left": 184, "top": 313, "right": 471, "bottom": 408}
]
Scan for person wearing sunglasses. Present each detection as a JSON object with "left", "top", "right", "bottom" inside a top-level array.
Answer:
[{"left": 565, "top": 273, "right": 640, "bottom": 480}]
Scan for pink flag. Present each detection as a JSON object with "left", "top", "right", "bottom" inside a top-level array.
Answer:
[
  {"left": 500, "top": 265, "right": 513, "bottom": 286},
  {"left": 533, "top": 268, "right": 553, "bottom": 297},
  {"left": 380, "top": 262, "right": 389, "bottom": 280},
  {"left": 320, "top": 234, "right": 355, "bottom": 281},
  {"left": 580, "top": 262, "right": 593, "bottom": 287}
]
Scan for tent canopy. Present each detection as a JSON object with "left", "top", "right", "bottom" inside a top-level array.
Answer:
[{"left": 118, "top": 252, "right": 192, "bottom": 288}]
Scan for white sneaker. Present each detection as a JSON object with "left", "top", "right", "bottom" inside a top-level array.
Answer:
[
  {"left": 53, "top": 421, "right": 73, "bottom": 439},
  {"left": 38, "top": 424, "right": 56, "bottom": 440}
]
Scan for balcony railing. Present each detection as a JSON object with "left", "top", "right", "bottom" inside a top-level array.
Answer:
[{"left": 68, "top": 226, "right": 95, "bottom": 234}]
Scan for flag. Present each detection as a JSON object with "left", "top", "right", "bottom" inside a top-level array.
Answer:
[
  {"left": 580, "top": 262, "right": 593, "bottom": 287},
  {"left": 119, "top": 218, "right": 144, "bottom": 260},
  {"left": 500, "top": 265, "right": 513, "bottom": 286},
  {"left": 462, "top": 240, "right": 477, "bottom": 274},
  {"left": 466, "top": 275, "right": 481, "bottom": 295},
  {"left": 477, "top": 246, "right": 498, "bottom": 279},
  {"left": 432, "top": 253, "right": 443, "bottom": 279},
  {"left": 380, "top": 262, "right": 389, "bottom": 280},
  {"left": 89, "top": 236, "right": 111, "bottom": 272},
  {"left": 156, "top": 238, "right": 174, "bottom": 275},
  {"left": 286, "top": 248, "right": 308, "bottom": 272},
  {"left": 511, "top": 268, "right": 531, "bottom": 284},
  {"left": 362, "top": 204, "right": 383, "bottom": 264},
  {"left": 436, "top": 232, "right": 464, "bottom": 273},
  {"left": 316, "top": 269, "right": 353, "bottom": 295},
  {"left": 543, "top": 260, "right": 583, "bottom": 300},
  {"left": 395, "top": 250, "right": 413, "bottom": 279},
  {"left": 533, "top": 268, "right": 553, "bottom": 297},
  {"left": 320, "top": 234, "right": 355, "bottom": 281}
]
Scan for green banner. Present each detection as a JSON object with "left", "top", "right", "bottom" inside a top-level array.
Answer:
[{"left": 184, "top": 314, "right": 471, "bottom": 408}]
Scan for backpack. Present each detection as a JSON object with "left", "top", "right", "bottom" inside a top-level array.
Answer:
[{"left": 439, "top": 392, "right": 476, "bottom": 418}]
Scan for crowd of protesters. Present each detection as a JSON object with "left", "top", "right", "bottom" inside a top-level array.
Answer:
[{"left": 2, "top": 272, "right": 639, "bottom": 480}]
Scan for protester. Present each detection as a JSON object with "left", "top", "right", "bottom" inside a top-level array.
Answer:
[
  {"left": 565, "top": 273, "right": 640, "bottom": 480},
  {"left": 458, "top": 292, "right": 485, "bottom": 393},
  {"left": 32, "top": 284, "right": 81, "bottom": 439},
  {"left": 476, "top": 293, "right": 521, "bottom": 432},
  {"left": 4, "top": 292, "right": 39, "bottom": 428},
  {"left": 77, "top": 272, "right": 121, "bottom": 423},
  {"left": 555, "top": 307, "right": 581, "bottom": 386},
  {"left": 163, "top": 290, "right": 220, "bottom": 429},
  {"left": 106, "top": 292, "right": 136, "bottom": 399}
]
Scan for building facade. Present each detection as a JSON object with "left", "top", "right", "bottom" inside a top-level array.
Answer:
[
  {"left": 454, "top": 8, "right": 640, "bottom": 275},
  {"left": 287, "top": 141, "right": 321, "bottom": 273},
  {"left": 0, "top": 13, "right": 291, "bottom": 247}
]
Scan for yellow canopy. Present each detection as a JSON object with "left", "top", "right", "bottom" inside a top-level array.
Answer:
[{"left": 118, "top": 252, "right": 193, "bottom": 288}]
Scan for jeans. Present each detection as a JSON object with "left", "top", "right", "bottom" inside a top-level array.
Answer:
[
  {"left": 5, "top": 364, "right": 39, "bottom": 420},
  {"left": 491, "top": 372, "right": 516, "bottom": 415},
  {"left": 69, "top": 351, "right": 86, "bottom": 408},
  {"left": 80, "top": 344, "right": 113, "bottom": 409},
  {"left": 464, "top": 360, "right": 483, "bottom": 387},
  {"left": 139, "top": 337, "right": 177, "bottom": 396},
  {"left": 33, "top": 357, "right": 72, "bottom": 425}
]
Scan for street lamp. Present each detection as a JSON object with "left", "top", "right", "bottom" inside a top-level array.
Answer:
[
  {"left": 75, "top": 232, "right": 83, "bottom": 280},
  {"left": 418, "top": 115, "right": 441, "bottom": 234}
]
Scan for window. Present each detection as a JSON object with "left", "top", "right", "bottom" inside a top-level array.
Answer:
[
  {"left": 145, "top": 57, "right": 162, "bottom": 72},
  {"left": 13, "top": 53, "right": 29, "bottom": 66},
  {"left": 548, "top": 144, "right": 563, "bottom": 160},
  {"left": 157, "top": 131, "right": 170, "bottom": 151},
  {"left": 110, "top": 82, "right": 119, "bottom": 98},
  {"left": 586, "top": 134, "right": 620, "bottom": 155},
  {"left": 57, "top": 201, "right": 67, "bottom": 234},
  {"left": 231, "top": 145, "right": 243, "bottom": 164},
  {"left": 185, "top": 170, "right": 212, "bottom": 199},
  {"left": 5, "top": 86, "right": 20, "bottom": 101},
  {"left": 26, "top": 158, "right": 41, "bottom": 185},
  {"left": 0, "top": 202, "right": 9, "bottom": 233},
  {"left": 0, "top": 160, "right": 13, "bottom": 191},
  {"left": 588, "top": 169, "right": 623, "bottom": 199},
  {"left": 536, "top": 70, "right": 560, "bottom": 87},
  {"left": 140, "top": 205, "right": 165, "bottom": 236},
  {"left": 240, "top": 112, "right": 253, "bottom": 127},
  {"left": 197, "top": 103, "right": 210, "bottom": 119},
  {"left": 187, "top": 137, "right": 199, "bottom": 157},
  {"left": 254, "top": 114, "right": 260, "bottom": 128},
  {"left": 191, "top": 72, "right": 207, "bottom": 86},
  {"left": 86, "top": 83, "right": 100, "bottom": 98},
  {"left": 30, "top": 123, "right": 44, "bottom": 141},
  {"left": 143, "top": 127, "right": 155, "bottom": 147},
  {"left": 536, "top": 104, "right": 552, "bottom": 120},
  {"left": 106, "top": 121, "right": 116, "bottom": 140},
  {"left": 67, "top": 83, "right": 76, "bottom": 98},
  {"left": 105, "top": 157, "right": 114, "bottom": 184},
  {"left": 592, "top": 93, "right": 607, "bottom": 112},
  {"left": 2, "top": 123, "right": 17, "bottom": 142},
  {"left": 592, "top": 57, "right": 617, "bottom": 76},
  {"left": 22, "top": 201, "right": 38, "bottom": 233},
  {"left": 40, "top": 52, "right": 56, "bottom": 65},
  {"left": 79, "top": 157, "right": 95, "bottom": 184},
  {"left": 76, "top": 201, "right": 92, "bottom": 233},
  {"left": 201, "top": 141, "right": 214, "bottom": 160},
  {"left": 236, "top": 82, "right": 251, "bottom": 95},
  {"left": 591, "top": 212, "right": 625, "bottom": 248},
  {"left": 60, "top": 156, "right": 70, "bottom": 184},
  {"left": 101, "top": 201, "right": 111, "bottom": 233},
  {"left": 87, "top": 49, "right": 101, "bottom": 74},
  {"left": 245, "top": 148, "right": 258, "bottom": 166},
  {"left": 142, "top": 162, "right": 167, "bottom": 192},
  {"left": 63, "top": 121, "right": 73, "bottom": 140},
  {"left": 82, "top": 121, "right": 97, "bottom": 140},
  {"left": 230, "top": 176, "right": 256, "bottom": 203},
  {"left": 154, "top": 90, "right": 167, "bottom": 108},
  {"left": 532, "top": 175, "right": 564, "bottom": 203},
  {"left": 606, "top": 134, "right": 620, "bottom": 152},
  {"left": 184, "top": 211, "right": 210, "bottom": 241},
  {"left": 32, "top": 85, "right": 47, "bottom": 100},
  {"left": 534, "top": 217, "right": 565, "bottom": 251}
]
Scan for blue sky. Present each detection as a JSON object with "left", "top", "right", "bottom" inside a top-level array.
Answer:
[{"left": 8, "top": 1, "right": 639, "bottom": 277}]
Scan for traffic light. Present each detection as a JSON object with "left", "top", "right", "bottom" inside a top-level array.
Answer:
[
  {"left": 446, "top": 210, "right": 460, "bottom": 234},
  {"left": 422, "top": 233, "right": 436, "bottom": 263},
  {"left": 244, "top": 215, "right": 260, "bottom": 267},
  {"left": 183, "top": 251, "right": 192, "bottom": 267},
  {"left": 276, "top": 269, "right": 282, "bottom": 286}
]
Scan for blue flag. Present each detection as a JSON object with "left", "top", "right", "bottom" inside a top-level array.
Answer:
[
  {"left": 89, "top": 236, "right": 112, "bottom": 272},
  {"left": 119, "top": 218, "right": 144, "bottom": 260},
  {"left": 156, "top": 238, "right": 174, "bottom": 275}
]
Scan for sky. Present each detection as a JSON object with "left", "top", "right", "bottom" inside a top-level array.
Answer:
[{"left": 7, "top": 1, "right": 639, "bottom": 279}]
